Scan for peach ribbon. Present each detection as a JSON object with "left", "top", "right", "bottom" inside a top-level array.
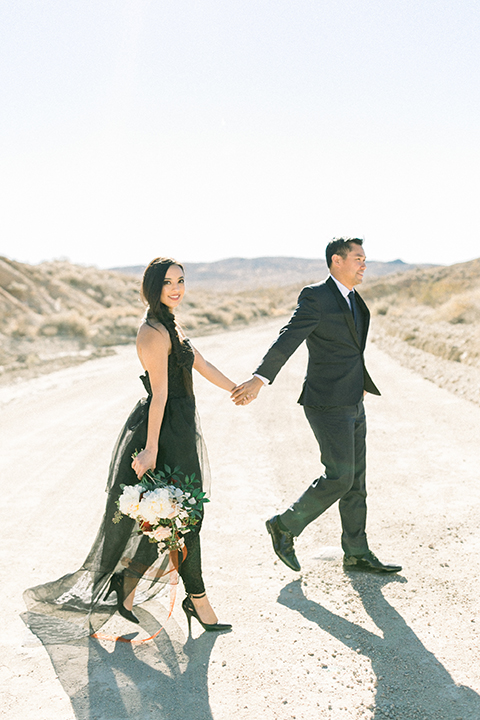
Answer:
[{"left": 91, "top": 547, "right": 186, "bottom": 644}]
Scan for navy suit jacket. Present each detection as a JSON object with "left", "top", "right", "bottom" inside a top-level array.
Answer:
[{"left": 255, "top": 276, "right": 380, "bottom": 407}]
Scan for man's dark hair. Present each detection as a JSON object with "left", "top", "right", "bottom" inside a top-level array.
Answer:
[{"left": 325, "top": 237, "right": 363, "bottom": 268}]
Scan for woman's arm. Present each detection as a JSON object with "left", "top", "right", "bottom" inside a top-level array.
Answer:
[
  {"left": 131, "top": 324, "right": 170, "bottom": 479},
  {"left": 192, "top": 346, "right": 236, "bottom": 393}
]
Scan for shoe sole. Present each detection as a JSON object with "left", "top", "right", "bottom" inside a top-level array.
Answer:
[
  {"left": 343, "top": 564, "right": 401, "bottom": 573},
  {"left": 265, "top": 520, "right": 301, "bottom": 572}
]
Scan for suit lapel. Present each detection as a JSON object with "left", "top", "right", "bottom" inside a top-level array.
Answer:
[
  {"left": 354, "top": 290, "right": 370, "bottom": 348},
  {"left": 326, "top": 276, "right": 361, "bottom": 347}
]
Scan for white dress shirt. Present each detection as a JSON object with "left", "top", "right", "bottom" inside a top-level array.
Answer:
[{"left": 329, "top": 273, "right": 355, "bottom": 309}]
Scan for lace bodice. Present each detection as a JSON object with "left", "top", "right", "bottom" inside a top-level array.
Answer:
[{"left": 140, "top": 339, "right": 194, "bottom": 399}]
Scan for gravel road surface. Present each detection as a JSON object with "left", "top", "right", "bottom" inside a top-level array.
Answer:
[{"left": 1, "top": 319, "right": 479, "bottom": 720}]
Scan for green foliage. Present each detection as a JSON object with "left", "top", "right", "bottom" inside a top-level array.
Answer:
[
  {"left": 131, "top": 451, "right": 210, "bottom": 515},
  {"left": 141, "top": 464, "right": 210, "bottom": 518}
]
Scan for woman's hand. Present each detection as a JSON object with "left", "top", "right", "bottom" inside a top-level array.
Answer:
[
  {"left": 131, "top": 448, "right": 157, "bottom": 479},
  {"left": 231, "top": 376, "right": 264, "bottom": 405}
]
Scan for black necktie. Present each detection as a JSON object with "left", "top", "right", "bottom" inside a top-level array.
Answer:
[{"left": 348, "top": 291, "right": 358, "bottom": 329}]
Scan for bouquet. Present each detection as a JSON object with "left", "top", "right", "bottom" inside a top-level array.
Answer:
[{"left": 113, "top": 458, "right": 209, "bottom": 554}]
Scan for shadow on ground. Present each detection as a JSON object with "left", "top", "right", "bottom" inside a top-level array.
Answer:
[
  {"left": 277, "top": 576, "right": 479, "bottom": 720},
  {"left": 22, "top": 603, "right": 226, "bottom": 720}
]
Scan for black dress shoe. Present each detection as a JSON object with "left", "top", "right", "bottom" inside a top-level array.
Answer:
[
  {"left": 265, "top": 516, "right": 301, "bottom": 572},
  {"left": 343, "top": 550, "right": 402, "bottom": 574}
]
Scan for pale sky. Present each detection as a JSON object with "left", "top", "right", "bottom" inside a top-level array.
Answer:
[{"left": 1, "top": 0, "right": 479, "bottom": 269}]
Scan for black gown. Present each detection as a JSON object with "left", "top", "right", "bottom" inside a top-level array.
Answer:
[{"left": 23, "top": 339, "right": 209, "bottom": 643}]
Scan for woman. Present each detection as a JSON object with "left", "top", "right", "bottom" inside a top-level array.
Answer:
[{"left": 24, "top": 257, "right": 234, "bottom": 641}]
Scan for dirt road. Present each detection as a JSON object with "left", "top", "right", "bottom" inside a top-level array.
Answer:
[{"left": 1, "top": 319, "right": 479, "bottom": 720}]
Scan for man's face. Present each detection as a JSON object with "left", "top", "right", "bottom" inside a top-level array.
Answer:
[{"left": 331, "top": 243, "right": 366, "bottom": 289}]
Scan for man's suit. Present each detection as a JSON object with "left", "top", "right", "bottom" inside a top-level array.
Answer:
[{"left": 255, "top": 275, "right": 380, "bottom": 555}]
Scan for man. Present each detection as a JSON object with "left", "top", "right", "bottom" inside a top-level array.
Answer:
[{"left": 232, "top": 238, "right": 401, "bottom": 574}]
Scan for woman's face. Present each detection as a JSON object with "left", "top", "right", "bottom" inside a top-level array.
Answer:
[{"left": 160, "top": 264, "right": 185, "bottom": 310}]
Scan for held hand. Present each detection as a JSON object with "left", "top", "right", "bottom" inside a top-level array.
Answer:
[
  {"left": 230, "top": 376, "right": 263, "bottom": 406},
  {"left": 231, "top": 384, "right": 255, "bottom": 405},
  {"left": 131, "top": 448, "right": 157, "bottom": 479}
]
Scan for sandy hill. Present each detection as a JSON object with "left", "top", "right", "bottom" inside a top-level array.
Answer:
[
  {"left": 0, "top": 257, "right": 143, "bottom": 382},
  {"left": 0, "top": 257, "right": 141, "bottom": 343},
  {"left": 363, "top": 256, "right": 480, "bottom": 333},
  {"left": 362, "top": 257, "right": 480, "bottom": 404}
]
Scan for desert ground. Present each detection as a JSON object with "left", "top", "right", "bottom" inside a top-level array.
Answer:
[{"left": 1, "top": 319, "right": 480, "bottom": 720}]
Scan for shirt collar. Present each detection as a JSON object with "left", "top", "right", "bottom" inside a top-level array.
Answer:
[{"left": 329, "top": 274, "right": 354, "bottom": 300}]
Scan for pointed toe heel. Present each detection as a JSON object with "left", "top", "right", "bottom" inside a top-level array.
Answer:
[
  {"left": 182, "top": 594, "right": 231, "bottom": 633},
  {"left": 104, "top": 574, "right": 140, "bottom": 624}
]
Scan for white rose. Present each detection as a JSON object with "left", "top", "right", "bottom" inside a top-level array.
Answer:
[
  {"left": 139, "top": 487, "right": 175, "bottom": 524},
  {"left": 118, "top": 484, "right": 142, "bottom": 518}
]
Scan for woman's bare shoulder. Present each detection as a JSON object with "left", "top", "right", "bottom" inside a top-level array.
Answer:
[{"left": 137, "top": 321, "right": 170, "bottom": 347}]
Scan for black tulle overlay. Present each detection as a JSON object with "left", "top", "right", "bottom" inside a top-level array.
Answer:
[{"left": 23, "top": 339, "right": 210, "bottom": 643}]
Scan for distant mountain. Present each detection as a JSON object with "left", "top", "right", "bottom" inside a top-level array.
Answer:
[{"left": 111, "top": 257, "right": 436, "bottom": 289}]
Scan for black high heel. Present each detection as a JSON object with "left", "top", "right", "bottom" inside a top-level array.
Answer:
[
  {"left": 182, "top": 593, "right": 232, "bottom": 633},
  {"left": 104, "top": 574, "right": 140, "bottom": 624}
]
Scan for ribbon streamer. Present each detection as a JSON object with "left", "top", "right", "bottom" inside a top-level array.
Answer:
[{"left": 91, "top": 547, "right": 186, "bottom": 644}]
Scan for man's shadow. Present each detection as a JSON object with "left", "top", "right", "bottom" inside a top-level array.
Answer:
[
  {"left": 22, "top": 603, "right": 228, "bottom": 720},
  {"left": 278, "top": 575, "right": 480, "bottom": 719}
]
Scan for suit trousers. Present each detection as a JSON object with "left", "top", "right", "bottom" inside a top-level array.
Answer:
[{"left": 279, "top": 400, "right": 369, "bottom": 556}]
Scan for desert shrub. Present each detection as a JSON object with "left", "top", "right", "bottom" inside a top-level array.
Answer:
[
  {"left": 36, "top": 261, "right": 140, "bottom": 308},
  {"left": 233, "top": 308, "right": 254, "bottom": 322},
  {"left": 181, "top": 315, "right": 200, "bottom": 331},
  {"left": 10, "top": 317, "right": 40, "bottom": 338},
  {"left": 90, "top": 305, "right": 142, "bottom": 322},
  {"left": 40, "top": 312, "right": 90, "bottom": 339},
  {"left": 254, "top": 304, "right": 270, "bottom": 317},
  {"left": 7, "top": 281, "right": 30, "bottom": 301},
  {"left": 203, "top": 310, "right": 234, "bottom": 326},
  {"left": 43, "top": 279, "right": 66, "bottom": 300},
  {"left": 433, "top": 293, "right": 480, "bottom": 325},
  {"left": 113, "top": 316, "right": 139, "bottom": 334},
  {"left": 14, "top": 352, "right": 40, "bottom": 367}
]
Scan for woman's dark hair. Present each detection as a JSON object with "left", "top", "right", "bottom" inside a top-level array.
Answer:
[{"left": 141, "top": 258, "right": 192, "bottom": 387}]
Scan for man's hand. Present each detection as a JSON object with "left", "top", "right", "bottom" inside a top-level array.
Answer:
[{"left": 230, "top": 376, "right": 264, "bottom": 406}]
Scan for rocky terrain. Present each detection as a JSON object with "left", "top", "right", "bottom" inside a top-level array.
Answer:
[
  {"left": 2, "top": 254, "right": 479, "bottom": 408},
  {"left": 362, "top": 258, "right": 480, "bottom": 406},
  {"left": 0, "top": 257, "right": 142, "bottom": 383},
  {"left": 0, "top": 255, "right": 427, "bottom": 386}
]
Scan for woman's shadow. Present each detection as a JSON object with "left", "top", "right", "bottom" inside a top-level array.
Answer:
[
  {"left": 278, "top": 575, "right": 479, "bottom": 719},
  {"left": 22, "top": 602, "right": 228, "bottom": 720}
]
